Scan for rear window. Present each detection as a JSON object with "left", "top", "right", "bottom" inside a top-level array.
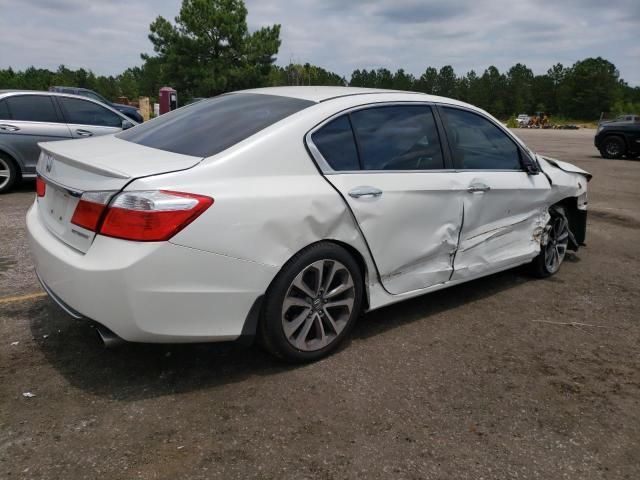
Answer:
[{"left": 117, "top": 93, "right": 315, "bottom": 157}]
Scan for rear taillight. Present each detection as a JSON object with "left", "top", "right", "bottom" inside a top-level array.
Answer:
[
  {"left": 70, "top": 191, "right": 113, "bottom": 231},
  {"left": 36, "top": 176, "right": 46, "bottom": 197},
  {"left": 98, "top": 191, "right": 213, "bottom": 241}
]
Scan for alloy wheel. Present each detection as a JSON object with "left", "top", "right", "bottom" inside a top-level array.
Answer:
[
  {"left": 0, "top": 157, "right": 10, "bottom": 190},
  {"left": 605, "top": 140, "right": 622, "bottom": 157},
  {"left": 281, "top": 259, "right": 355, "bottom": 352},
  {"left": 544, "top": 215, "right": 569, "bottom": 274}
]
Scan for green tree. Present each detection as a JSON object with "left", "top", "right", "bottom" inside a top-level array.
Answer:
[
  {"left": 116, "top": 68, "right": 140, "bottom": 99},
  {"left": 375, "top": 68, "right": 394, "bottom": 89},
  {"left": 415, "top": 67, "right": 438, "bottom": 94},
  {"left": 465, "top": 70, "right": 485, "bottom": 107},
  {"left": 480, "top": 66, "right": 507, "bottom": 116},
  {"left": 272, "top": 63, "right": 345, "bottom": 86},
  {"left": 558, "top": 57, "right": 621, "bottom": 118},
  {"left": 392, "top": 69, "right": 415, "bottom": 91},
  {"left": 506, "top": 63, "right": 534, "bottom": 114},
  {"left": 143, "top": 0, "right": 281, "bottom": 99},
  {"left": 436, "top": 65, "right": 457, "bottom": 97}
]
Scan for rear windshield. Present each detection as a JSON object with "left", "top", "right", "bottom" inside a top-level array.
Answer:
[{"left": 117, "top": 93, "right": 315, "bottom": 157}]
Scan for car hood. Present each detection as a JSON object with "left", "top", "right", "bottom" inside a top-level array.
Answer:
[
  {"left": 599, "top": 120, "right": 638, "bottom": 127},
  {"left": 537, "top": 155, "right": 592, "bottom": 181}
]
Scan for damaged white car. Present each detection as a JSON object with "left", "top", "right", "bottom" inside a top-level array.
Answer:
[{"left": 27, "top": 87, "right": 590, "bottom": 362}]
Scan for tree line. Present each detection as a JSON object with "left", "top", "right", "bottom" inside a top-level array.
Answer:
[{"left": 1, "top": 0, "right": 638, "bottom": 120}]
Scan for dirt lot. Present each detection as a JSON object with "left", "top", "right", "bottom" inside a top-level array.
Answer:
[{"left": 1, "top": 129, "right": 639, "bottom": 479}]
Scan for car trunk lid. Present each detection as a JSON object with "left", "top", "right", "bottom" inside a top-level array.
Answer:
[{"left": 36, "top": 135, "right": 203, "bottom": 253}]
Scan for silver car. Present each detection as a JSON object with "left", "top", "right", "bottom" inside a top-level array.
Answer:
[{"left": 0, "top": 90, "right": 136, "bottom": 193}]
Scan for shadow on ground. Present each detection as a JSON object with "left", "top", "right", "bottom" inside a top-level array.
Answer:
[{"left": 24, "top": 265, "right": 540, "bottom": 401}]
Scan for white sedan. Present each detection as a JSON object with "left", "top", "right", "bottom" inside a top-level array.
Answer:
[{"left": 27, "top": 87, "right": 590, "bottom": 362}]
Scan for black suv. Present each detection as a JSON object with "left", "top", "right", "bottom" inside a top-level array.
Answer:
[
  {"left": 48, "top": 86, "right": 144, "bottom": 123},
  {"left": 595, "top": 115, "right": 640, "bottom": 159}
]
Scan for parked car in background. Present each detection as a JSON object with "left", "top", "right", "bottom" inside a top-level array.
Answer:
[
  {"left": 49, "top": 86, "right": 144, "bottom": 123},
  {"left": 613, "top": 114, "right": 640, "bottom": 123},
  {"left": 595, "top": 114, "right": 640, "bottom": 159},
  {"left": 516, "top": 114, "right": 530, "bottom": 127},
  {"left": 0, "top": 90, "right": 136, "bottom": 193},
  {"left": 27, "top": 87, "right": 590, "bottom": 362}
]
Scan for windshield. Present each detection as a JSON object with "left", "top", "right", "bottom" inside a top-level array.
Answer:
[{"left": 117, "top": 93, "right": 315, "bottom": 157}]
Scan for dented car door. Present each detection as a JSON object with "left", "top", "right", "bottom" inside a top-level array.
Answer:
[
  {"left": 311, "top": 104, "right": 463, "bottom": 295},
  {"left": 439, "top": 106, "right": 552, "bottom": 280},
  {"left": 450, "top": 171, "right": 550, "bottom": 280},
  {"left": 329, "top": 172, "right": 463, "bottom": 294}
]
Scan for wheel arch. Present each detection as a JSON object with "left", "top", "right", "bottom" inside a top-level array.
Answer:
[
  {"left": 0, "top": 147, "right": 22, "bottom": 185},
  {"left": 0, "top": 146, "right": 22, "bottom": 173},
  {"left": 551, "top": 196, "right": 586, "bottom": 249},
  {"left": 601, "top": 132, "right": 628, "bottom": 151},
  {"left": 268, "top": 239, "right": 371, "bottom": 311},
  {"left": 326, "top": 239, "right": 371, "bottom": 311}
]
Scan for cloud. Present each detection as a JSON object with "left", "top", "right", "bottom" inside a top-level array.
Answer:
[
  {"left": 0, "top": 0, "right": 637, "bottom": 85},
  {"left": 373, "top": 2, "right": 463, "bottom": 24}
]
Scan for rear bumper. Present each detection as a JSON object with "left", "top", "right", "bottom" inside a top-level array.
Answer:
[{"left": 27, "top": 202, "right": 278, "bottom": 343}]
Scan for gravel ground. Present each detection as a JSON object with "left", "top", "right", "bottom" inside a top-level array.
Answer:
[{"left": 0, "top": 129, "right": 638, "bottom": 479}]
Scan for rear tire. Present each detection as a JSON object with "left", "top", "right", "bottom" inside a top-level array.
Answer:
[
  {"left": 530, "top": 207, "right": 570, "bottom": 278},
  {"left": 259, "top": 242, "right": 363, "bottom": 363},
  {"left": 0, "top": 154, "right": 19, "bottom": 194},
  {"left": 600, "top": 136, "right": 625, "bottom": 159}
]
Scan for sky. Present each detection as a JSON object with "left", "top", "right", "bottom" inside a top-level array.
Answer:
[{"left": 0, "top": 0, "right": 638, "bottom": 85}]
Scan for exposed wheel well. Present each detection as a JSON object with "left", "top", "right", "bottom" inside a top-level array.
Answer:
[
  {"left": 327, "top": 240, "right": 370, "bottom": 311},
  {"left": 552, "top": 197, "right": 586, "bottom": 249}
]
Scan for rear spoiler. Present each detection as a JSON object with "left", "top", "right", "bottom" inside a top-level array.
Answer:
[{"left": 38, "top": 144, "right": 130, "bottom": 179}]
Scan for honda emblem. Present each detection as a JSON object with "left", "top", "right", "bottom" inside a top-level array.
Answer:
[{"left": 45, "top": 154, "right": 54, "bottom": 173}]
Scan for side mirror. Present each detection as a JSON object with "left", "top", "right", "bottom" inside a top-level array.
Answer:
[
  {"left": 121, "top": 120, "right": 134, "bottom": 130},
  {"left": 521, "top": 150, "right": 540, "bottom": 175}
]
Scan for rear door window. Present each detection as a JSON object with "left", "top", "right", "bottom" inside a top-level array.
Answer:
[
  {"left": 311, "top": 115, "right": 360, "bottom": 171},
  {"left": 350, "top": 106, "right": 445, "bottom": 170},
  {"left": 58, "top": 97, "right": 122, "bottom": 128},
  {"left": 117, "top": 93, "right": 314, "bottom": 157},
  {"left": 5, "top": 95, "right": 59, "bottom": 123}
]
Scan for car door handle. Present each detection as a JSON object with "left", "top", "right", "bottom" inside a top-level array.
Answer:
[
  {"left": 348, "top": 186, "right": 383, "bottom": 199},
  {"left": 467, "top": 184, "right": 491, "bottom": 193},
  {"left": 0, "top": 124, "right": 20, "bottom": 132},
  {"left": 76, "top": 129, "right": 93, "bottom": 137}
]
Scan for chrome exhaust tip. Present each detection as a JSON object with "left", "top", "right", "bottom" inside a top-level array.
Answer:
[{"left": 96, "top": 326, "right": 125, "bottom": 348}]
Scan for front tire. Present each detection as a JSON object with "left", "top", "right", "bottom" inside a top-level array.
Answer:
[
  {"left": 530, "top": 207, "right": 570, "bottom": 278},
  {"left": 600, "top": 136, "right": 625, "bottom": 159},
  {"left": 259, "top": 242, "right": 363, "bottom": 363},
  {"left": 0, "top": 154, "right": 19, "bottom": 194}
]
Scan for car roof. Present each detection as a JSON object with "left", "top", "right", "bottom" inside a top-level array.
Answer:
[
  {"left": 239, "top": 86, "right": 428, "bottom": 102},
  {"left": 238, "top": 86, "right": 477, "bottom": 112},
  {"left": 0, "top": 90, "right": 132, "bottom": 120},
  {"left": 0, "top": 89, "right": 106, "bottom": 102},
  {"left": 50, "top": 86, "right": 93, "bottom": 92},
  {"left": 0, "top": 89, "right": 86, "bottom": 98}
]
